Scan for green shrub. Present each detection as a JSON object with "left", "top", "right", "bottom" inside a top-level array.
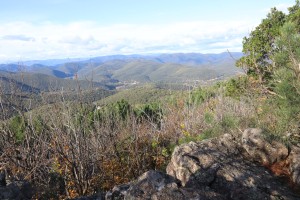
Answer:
[
  {"left": 9, "top": 115, "right": 26, "bottom": 143},
  {"left": 224, "top": 76, "right": 248, "bottom": 99},
  {"left": 178, "top": 135, "right": 199, "bottom": 145},
  {"left": 220, "top": 114, "right": 239, "bottom": 132},
  {"left": 134, "top": 102, "right": 163, "bottom": 126},
  {"left": 33, "top": 115, "right": 47, "bottom": 134},
  {"left": 198, "top": 126, "right": 222, "bottom": 141},
  {"left": 189, "top": 87, "right": 215, "bottom": 105},
  {"left": 204, "top": 111, "right": 214, "bottom": 124}
]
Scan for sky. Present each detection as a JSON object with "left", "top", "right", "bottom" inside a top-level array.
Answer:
[{"left": 0, "top": 0, "right": 296, "bottom": 63}]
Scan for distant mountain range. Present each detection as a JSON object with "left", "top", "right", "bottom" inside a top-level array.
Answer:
[
  {"left": 0, "top": 52, "right": 243, "bottom": 86},
  {"left": 0, "top": 52, "right": 243, "bottom": 120}
]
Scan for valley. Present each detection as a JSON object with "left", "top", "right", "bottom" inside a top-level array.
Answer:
[{"left": 0, "top": 52, "right": 243, "bottom": 89}]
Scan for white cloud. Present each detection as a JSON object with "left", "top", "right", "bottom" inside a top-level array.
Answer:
[
  {"left": 275, "top": 3, "right": 292, "bottom": 13},
  {"left": 0, "top": 20, "right": 255, "bottom": 62},
  {"left": 2, "top": 34, "right": 35, "bottom": 41},
  {"left": 262, "top": 3, "right": 292, "bottom": 15}
]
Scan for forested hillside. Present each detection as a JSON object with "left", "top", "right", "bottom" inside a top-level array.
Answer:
[
  {"left": 0, "top": 53, "right": 242, "bottom": 85},
  {"left": 0, "top": 1, "right": 299, "bottom": 199}
]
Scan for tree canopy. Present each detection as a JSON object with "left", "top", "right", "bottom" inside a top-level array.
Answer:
[
  {"left": 237, "top": 0, "right": 300, "bottom": 83},
  {"left": 236, "top": 8, "right": 286, "bottom": 82}
]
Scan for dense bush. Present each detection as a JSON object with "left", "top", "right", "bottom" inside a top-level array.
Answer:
[
  {"left": 8, "top": 115, "right": 26, "bottom": 143},
  {"left": 224, "top": 76, "right": 248, "bottom": 99}
]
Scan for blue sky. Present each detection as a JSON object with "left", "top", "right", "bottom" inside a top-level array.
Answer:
[{"left": 0, "top": 0, "right": 296, "bottom": 62}]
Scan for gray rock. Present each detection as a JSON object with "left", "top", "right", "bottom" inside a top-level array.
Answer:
[
  {"left": 166, "top": 129, "right": 300, "bottom": 199},
  {"left": 288, "top": 146, "right": 300, "bottom": 186},
  {"left": 167, "top": 134, "right": 240, "bottom": 187},
  {"left": 242, "top": 128, "right": 289, "bottom": 165},
  {"left": 124, "top": 170, "right": 181, "bottom": 199},
  {"left": 106, "top": 184, "right": 130, "bottom": 200}
]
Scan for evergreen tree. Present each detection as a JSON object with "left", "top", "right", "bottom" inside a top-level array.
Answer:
[{"left": 236, "top": 8, "right": 286, "bottom": 82}]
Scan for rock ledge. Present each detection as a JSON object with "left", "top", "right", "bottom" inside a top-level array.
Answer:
[{"left": 78, "top": 129, "right": 300, "bottom": 199}]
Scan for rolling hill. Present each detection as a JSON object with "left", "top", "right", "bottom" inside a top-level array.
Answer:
[
  {"left": 0, "top": 52, "right": 243, "bottom": 85},
  {"left": 0, "top": 71, "right": 114, "bottom": 93}
]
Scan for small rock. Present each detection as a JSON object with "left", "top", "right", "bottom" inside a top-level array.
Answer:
[
  {"left": 124, "top": 170, "right": 181, "bottom": 199},
  {"left": 105, "top": 184, "right": 130, "bottom": 200}
]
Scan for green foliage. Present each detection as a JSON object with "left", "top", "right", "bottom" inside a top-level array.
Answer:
[
  {"left": 235, "top": 1, "right": 300, "bottom": 143},
  {"left": 287, "top": 0, "right": 300, "bottom": 29},
  {"left": 9, "top": 115, "right": 26, "bottom": 142},
  {"left": 237, "top": 7, "right": 286, "bottom": 81},
  {"left": 114, "top": 99, "right": 131, "bottom": 120},
  {"left": 97, "top": 84, "right": 176, "bottom": 106},
  {"left": 33, "top": 115, "right": 47, "bottom": 134},
  {"left": 95, "top": 98, "right": 164, "bottom": 128},
  {"left": 198, "top": 126, "right": 222, "bottom": 141},
  {"left": 73, "top": 105, "right": 94, "bottom": 131},
  {"left": 224, "top": 76, "right": 248, "bottom": 99},
  {"left": 134, "top": 103, "right": 162, "bottom": 126},
  {"left": 265, "top": 21, "right": 300, "bottom": 136},
  {"left": 204, "top": 111, "right": 214, "bottom": 124},
  {"left": 237, "top": 1, "right": 300, "bottom": 83},
  {"left": 189, "top": 87, "right": 215, "bottom": 105},
  {"left": 273, "top": 22, "right": 300, "bottom": 77},
  {"left": 96, "top": 99, "right": 131, "bottom": 122},
  {"left": 178, "top": 135, "right": 200, "bottom": 144},
  {"left": 220, "top": 114, "right": 239, "bottom": 132},
  {"left": 161, "top": 147, "right": 170, "bottom": 157}
]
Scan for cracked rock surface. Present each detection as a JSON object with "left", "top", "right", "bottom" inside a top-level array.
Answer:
[{"left": 166, "top": 129, "right": 300, "bottom": 200}]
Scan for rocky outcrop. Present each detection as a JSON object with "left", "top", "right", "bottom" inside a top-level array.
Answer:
[
  {"left": 242, "top": 129, "right": 300, "bottom": 187},
  {"left": 79, "top": 128, "right": 300, "bottom": 200},
  {"left": 166, "top": 128, "right": 300, "bottom": 199}
]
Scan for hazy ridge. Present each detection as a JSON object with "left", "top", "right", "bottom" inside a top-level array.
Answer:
[{"left": 0, "top": 52, "right": 243, "bottom": 86}]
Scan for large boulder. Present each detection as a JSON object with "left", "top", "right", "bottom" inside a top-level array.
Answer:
[
  {"left": 167, "top": 133, "right": 240, "bottom": 187},
  {"left": 166, "top": 129, "right": 300, "bottom": 199}
]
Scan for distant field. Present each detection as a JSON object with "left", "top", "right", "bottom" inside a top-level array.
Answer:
[{"left": 95, "top": 84, "right": 182, "bottom": 106}]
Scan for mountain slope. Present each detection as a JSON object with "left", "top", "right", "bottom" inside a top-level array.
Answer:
[
  {"left": 0, "top": 52, "right": 243, "bottom": 84},
  {"left": 0, "top": 71, "right": 113, "bottom": 93}
]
